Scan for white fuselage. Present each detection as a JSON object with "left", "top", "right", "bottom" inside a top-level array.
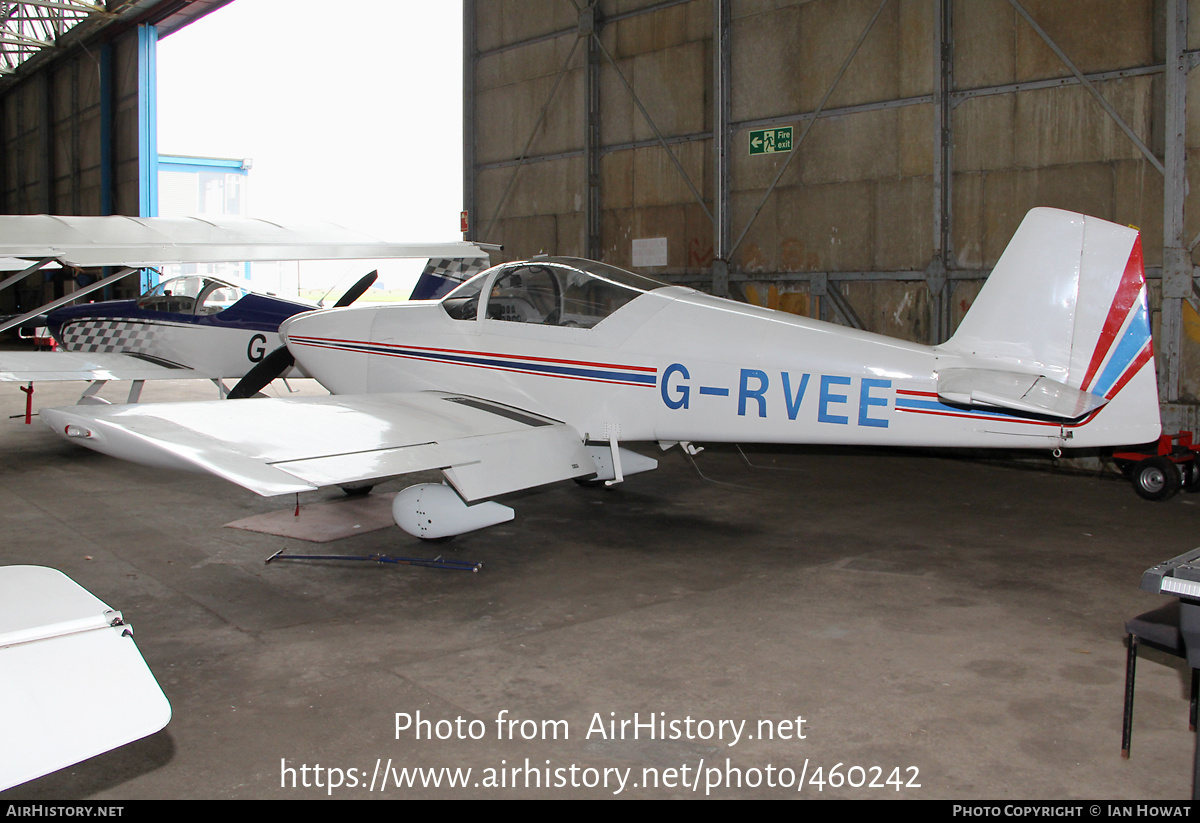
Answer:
[{"left": 282, "top": 286, "right": 1145, "bottom": 452}]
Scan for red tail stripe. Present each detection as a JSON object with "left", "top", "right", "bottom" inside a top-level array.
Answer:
[
  {"left": 1080, "top": 235, "right": 1145, "bottom": 392},
  {"left": 1102, "top": 342, "right": 1154, "bottom": 401}
]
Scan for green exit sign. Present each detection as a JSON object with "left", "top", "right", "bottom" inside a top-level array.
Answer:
[{"left": 749, "top": 127, "right": 793, "bottom": 156}]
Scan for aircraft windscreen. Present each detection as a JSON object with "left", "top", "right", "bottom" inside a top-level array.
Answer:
[
  {"left": 441, "top": 259, "right": 667, "bottom": 327},
  {"left": 195, "top": 280, "right": 249, "bottom": 315},
  {"left": 138, "top": 276, "right": 248, "bottom": 315},
  {"left": 441, "top": 273, "right": 488, "bottom": 320}
]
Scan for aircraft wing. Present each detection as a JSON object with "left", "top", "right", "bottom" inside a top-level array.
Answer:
[
  {"left": 41, "top": 391, "right": 594, "bottom": 501},
  {"left": 0, "top": 350, "right": 202, "bottom": 382},
  {"left": 0, "top": 256, "right": 61, "bottom": 271},
  {"left": 0, "top": 215, "right": 494, "bottom": 267},
  {"left": 0, "top": 566, "right": 171, "bottom": 792}
]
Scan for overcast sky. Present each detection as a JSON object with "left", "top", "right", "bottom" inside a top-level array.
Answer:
[{"left": 156, "top": 0, "right": 465, "bottom": 246}]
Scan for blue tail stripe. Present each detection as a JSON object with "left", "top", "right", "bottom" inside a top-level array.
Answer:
[{"left": 1092, "top": 302, "right": 1151, "bottom": 398}]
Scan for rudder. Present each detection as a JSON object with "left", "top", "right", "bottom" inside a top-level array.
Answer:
[{"left": 939, "top": 207, "right": 1159, "bottom": 446}]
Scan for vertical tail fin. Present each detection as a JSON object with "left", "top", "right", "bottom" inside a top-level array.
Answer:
[{"left": 940, "top": 207, "right": 1160, "bottom": 445}]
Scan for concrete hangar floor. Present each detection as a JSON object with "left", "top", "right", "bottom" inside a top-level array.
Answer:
[{"left": 0, "top": 379, "right": 1194, "bottom": 800}]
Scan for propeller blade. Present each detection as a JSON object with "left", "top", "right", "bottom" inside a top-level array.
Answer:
[
  {"left": 228, "top": 271, "right": 374, "bottom": 399},
  {"left": 334, "top": 270, "right": 378, "bottom": 307},
  {"left": 226, "top": 346, "right": 295, "bottom": 399}
]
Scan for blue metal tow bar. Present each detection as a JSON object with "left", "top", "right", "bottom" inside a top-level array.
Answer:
[{"left": 265, "top": 549, "right": 482, "bottom": 572}]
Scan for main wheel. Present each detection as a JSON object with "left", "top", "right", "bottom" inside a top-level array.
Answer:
[{"left": 1131, "top": 456, "right": 1181, "bottom": 501}]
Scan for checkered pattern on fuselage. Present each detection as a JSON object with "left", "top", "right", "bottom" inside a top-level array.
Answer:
[{"left": 61, "top": 320, "right": 160, "bottom": 354}]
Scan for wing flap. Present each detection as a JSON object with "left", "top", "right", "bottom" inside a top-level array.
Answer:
[
  {"left": 937, "top": 368, "right": 1108, "bottom": 420},
  {"left": 41, "top": 391, "right": 593, "bottom": 499},
  {"left": 441, "top": 427, "right": 594, "bottom": 500},
  {"left": 272, "top": 442, "right": 449, "bottom": 489},
  {"left": 272, "top": 425, "right": 592, "bottom": 501}
]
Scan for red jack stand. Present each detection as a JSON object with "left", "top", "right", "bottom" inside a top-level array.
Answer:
[{"left": 19, "top": 383, "right": 33, "bottom": 424}]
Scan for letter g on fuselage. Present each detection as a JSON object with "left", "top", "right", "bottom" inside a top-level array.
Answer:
[{"left": 661, "top": 362, "right": 690, "bottom": 410}]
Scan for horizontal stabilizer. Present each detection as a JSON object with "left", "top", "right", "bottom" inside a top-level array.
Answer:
[
  {"left": 42, "top": 391, "right": 593, "bottom": 501},
  {"left": 937, "top": 368, "right": 1108, "bottom": 420},
  {"left": 0, "top": 566, "right": 171, "bottom": 792}
]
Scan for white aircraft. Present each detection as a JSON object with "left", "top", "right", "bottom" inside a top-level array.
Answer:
[
  {"left": 40, "top": 208, "right": 1161, "bottom": 539},
  {"left": 0, "top": 215, "right": 492, "bottom": 399}
]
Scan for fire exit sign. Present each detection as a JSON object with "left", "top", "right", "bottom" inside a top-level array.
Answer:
[{"left": 749, "top": 127, "right": 793, "bottom": 155}]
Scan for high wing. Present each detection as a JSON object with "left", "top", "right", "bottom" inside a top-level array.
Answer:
[
  {"left": 41, "top": 391, "right": 594, "bottom": 500},
  {"left": 0, "top": 350, "right": 198, "bottom": 382},
  {"left": 1, "top": 256, "right": 60, "bottom": 271},
  {"left": 0, "top": 214, "right": 493, "bottom": 267}
]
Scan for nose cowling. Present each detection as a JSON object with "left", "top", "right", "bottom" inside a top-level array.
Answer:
[{"left": 281, "top": 305, "right": 381, "bottom": 395}]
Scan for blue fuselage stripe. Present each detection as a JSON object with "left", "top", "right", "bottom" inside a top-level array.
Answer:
[
  {"left": 895, "top": 396, "right": 1021, "bottom": 420},
  {"left": 296, "top": 339, "right": 657, "bottom": 386}
]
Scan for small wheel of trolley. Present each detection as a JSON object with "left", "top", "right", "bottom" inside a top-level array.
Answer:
[
  {"left": 1131, "top": 456, "right": 1182, "bottom": 502},
  {"left": 1113, "top": 432, "right": 1200, "bottom": 502}
]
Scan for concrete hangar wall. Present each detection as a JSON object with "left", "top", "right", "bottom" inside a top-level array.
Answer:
[{"left": 464, "top": 0, "right": 1200, "bottom": 420}]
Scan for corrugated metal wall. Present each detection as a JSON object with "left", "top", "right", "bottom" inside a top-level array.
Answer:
[
  {"left": 1, "top": 29, "right": 143, "bottom": 217},
  {"left": 0, "top": 27, "right": 147, "bottom": 311},
  {"left": 466, "top": 0, "right": 1200, "bottom": 411}
]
